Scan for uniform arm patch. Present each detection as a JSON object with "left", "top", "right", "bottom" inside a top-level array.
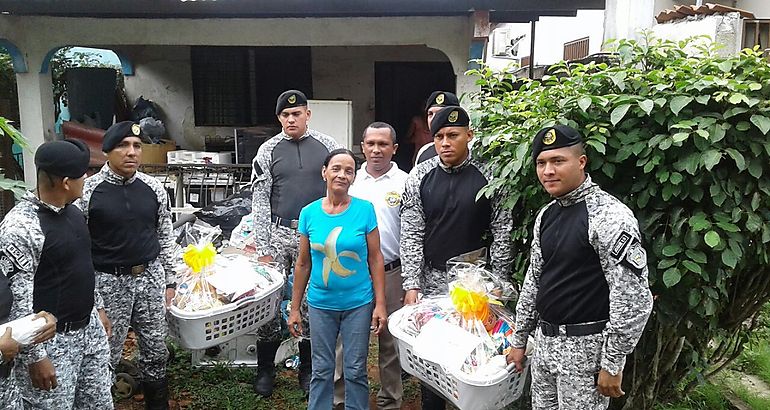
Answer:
[
  {"left": 0, "top": 244, "right": 32, "bottom": 279},
  {"left": 610, "top": 231, "right": 646, "bottom": 277}
]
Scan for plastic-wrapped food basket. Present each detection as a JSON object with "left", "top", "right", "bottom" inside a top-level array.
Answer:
[
  {"left": 167, "top": 270, "right": 284, "bottom": 350},
  {"left": 389, "top": 306, "right": 530, "bottom": 410}
]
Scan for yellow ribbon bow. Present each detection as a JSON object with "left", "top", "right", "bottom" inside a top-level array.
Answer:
[
  {"left": 450, "top": 285, "right": 502, "bottom": 322},
  {"left": 183, "top": 243, "right": 216, "bottom": 273}
]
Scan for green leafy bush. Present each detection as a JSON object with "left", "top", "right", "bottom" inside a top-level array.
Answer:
[{"left": 470, "top": 35, "right": 770, "bottom": 408}]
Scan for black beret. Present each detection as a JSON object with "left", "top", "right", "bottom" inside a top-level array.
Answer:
[
  {"left": 275, "top": 90, "right": 308, "bottom": 115},
  {"left": 35, "top": 139, "right": 90, "bottom": 178},
  {"left": 430, "top": 106, "right": 470, "bottom": 136},
  {"left": 425, "top": 91, "right": 460, "bottom": 112},
  {"left": 532, "top": 125, "right": 584, "bottom": 161},
  {"left": 102, "top": 121, "right": 148, "bottom": 152}
]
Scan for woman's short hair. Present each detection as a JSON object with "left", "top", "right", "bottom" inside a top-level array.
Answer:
[{"left": 323, "top": 148, "right": 358, "bottom": 169}]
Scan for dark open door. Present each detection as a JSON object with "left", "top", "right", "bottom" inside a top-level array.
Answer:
[{"left": 375, "top": 62, "right": 455, "bottom": 172}]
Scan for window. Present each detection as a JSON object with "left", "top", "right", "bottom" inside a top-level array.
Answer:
[{"left": 191, "top": 46, "right": 313, "bottom": 126}]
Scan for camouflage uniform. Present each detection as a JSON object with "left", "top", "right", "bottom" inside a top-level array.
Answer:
[
  {"left": 0, "top": 192, "right": 112, "bottom": 409},
  {"left": 251, "top": 129, "right": 340, "bottom": 343},
  {"left": 512, "top": 175, "right": 654, "bottom": 410},
  {"left": 400, "top": 154, "right": 513, "bottom": 408},
  {"left": 0, "top": 375, "right": 22, "bottom": 409},
  {"left": 400, "top": 155, "right": 513, "bottom": 296},
  {"left": 78, "top": 164, "right": 176, "bottom": 384}
]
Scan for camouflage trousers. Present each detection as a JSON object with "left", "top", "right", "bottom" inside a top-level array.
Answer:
[
  {"left": 257, "top": 224, "right": 310, "bottom": 342},
  {"left": 17, "top": 308, "right": 113, "bottom": 410},
  {"left": 0, "top": 370, "right": 22, "bottom": 410},
  {"left": 97, "top": 259, "right": 168, "bottom": 381},
  {"left": 531, "top": 327, "right": 609, "bottom": 410}
]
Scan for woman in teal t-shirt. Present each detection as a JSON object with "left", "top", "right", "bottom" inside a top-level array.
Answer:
[{"left": 288, "top": 148, "right": 387, "bottom": 410}]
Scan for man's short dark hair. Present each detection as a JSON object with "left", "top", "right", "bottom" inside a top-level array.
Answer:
[
  {"left": 363, "top": 122, "right": 397, "bottom": 144},
  {"left": 36, "top": 169, "right": 64, "bottom": 189}
]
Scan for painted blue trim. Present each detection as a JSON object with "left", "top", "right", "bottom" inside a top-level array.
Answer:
[
  {"left": 0, "top": 39, "right": 28, "bottom": 73},
  {"left": 112, "top": 50, "right": 134, "bottom": 76},
  {"left": 39, "top": 46, "right": 61, "bottom": 74},
  {"left": 39, "top": 46, "right": 132, "bottom": 75}
]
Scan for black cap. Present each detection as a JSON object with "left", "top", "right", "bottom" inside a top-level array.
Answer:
[
  {"left": 425, "top": 91, "right": 459, "bottom": 112},
  {"left": 102, "top": 121, "right": 149, "bottom": 152},
  {"left": 430, "top": 106, "right": 470, "bottom": 136},
  {"left": 35, "top": 139, "right": 90, "bottom": 178},
  {"left": 532, "top": 125, "right": 584, "bottom": 161},
  {"left": 275, "top": 90, "right": 308, "bottom": 115}
]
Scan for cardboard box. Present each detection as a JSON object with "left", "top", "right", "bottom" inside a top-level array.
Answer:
[{"left": 142, "top": 140, "right": 176, "bottom": 164}]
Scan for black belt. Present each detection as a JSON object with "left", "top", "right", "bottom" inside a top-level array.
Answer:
[
  {"left": 95, "top": 263, "right": 147, "bottom": 276},
  {"left": 57, "top": 316, "right": 90, "bottom": 333},
  {"left": 384, "top": 259, "right": 401, "bottom": 271},
  {"left": 539, "top": 319, "right": 608, "bottom": 337},
  {"left": 271, "top": 214, "right": 298, "bottom": 229}
]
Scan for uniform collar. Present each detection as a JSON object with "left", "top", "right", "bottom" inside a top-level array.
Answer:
[
  {"left": 359, "top": 161, "right": 399, "bottom": 181},
  {"left": 438, "top": 153, "right": 471, "bottom": 174},
  {"left": 23, "top": 190, "right": 65, "bottom": 214},
  {"left": 555, "top": 173, "right": 596, "bottom": 207},
  {"left": 281, "top": 129, "right": 311, "bottom": 141},
  {"left": 101, "top": 162, "right": 137, "bottom": 185}
]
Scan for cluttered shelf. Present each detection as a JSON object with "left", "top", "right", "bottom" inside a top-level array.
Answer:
[{"left": 140, "top": 163, "right": 252, "bottom": 209}]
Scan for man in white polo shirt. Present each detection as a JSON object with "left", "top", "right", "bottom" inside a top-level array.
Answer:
[{"left": 333, "top": 121, "right": 408, "bottom": 409}]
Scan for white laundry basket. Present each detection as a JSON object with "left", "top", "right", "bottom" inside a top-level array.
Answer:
[
  {"left": 389, "top": 306, "right": 530, "bottom": 410},
  {"left": 167, "top": 271, "right": 283, "bottom": 350}
]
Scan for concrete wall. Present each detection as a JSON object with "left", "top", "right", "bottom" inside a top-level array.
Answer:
[
  {"left": 0, "top": 14, "right": 473, "bottom": 182},
  {"left": 737, "top": 0, "right": 770, "bottom": 18},
  {"left": 121, "top": 44, "right": 451, "bottom": 150},
  {"left": 652, "top": 12, "right": 743, "bottom": 56}
]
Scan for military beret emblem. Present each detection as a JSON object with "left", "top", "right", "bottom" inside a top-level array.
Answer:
[
  {"left": 131, "top": 124, "right": 142, "bottom": 136},
  {"left": 448, "top": 110, "right": 459, "bottom": 123},
  {"left": 543, "top": 129, "right": 557, "bottom": 145},
  {"left": 288, "top": 94, "right": 297, "bottom": 104},
  {"left": 436, "top": 93, "right": 445, "bottom": 105}
]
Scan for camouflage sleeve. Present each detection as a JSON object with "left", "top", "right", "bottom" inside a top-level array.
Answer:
[
  {"left": 251, "top": 141, "right": 275, "bottom": 257},
  {"left": 0, "top": 213, "right": 47, "bottom": 364},
  {"left": 590, "top": 197, "right": 653, "bottom": 376},
  {"left": 310, "top": 129, "right": 343, "bottom": 151},
  {"left": 512, "top": 205, "right": 548, "bottom": 348},
  {"left": 488, "top": 179, "right": 514, "bottom": 288},
  {"left": 399, "top": 171, "right": 426, "bottom": 291},
  {"left": 155, "top": 182, "right": 176, "bottom": 285},
  {"left": 140, "top": 173, "right": 176, "bottom": 285}
]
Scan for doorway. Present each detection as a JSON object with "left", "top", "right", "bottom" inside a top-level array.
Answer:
[{"left": 375, "top": 62, "right": 455, "bottom": 172}]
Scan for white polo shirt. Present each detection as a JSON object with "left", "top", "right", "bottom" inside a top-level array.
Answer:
[{"left": 349, "top": 162, "right": 408, "bottom": 265}]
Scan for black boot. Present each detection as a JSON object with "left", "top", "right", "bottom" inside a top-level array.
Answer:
[
  {"left": 297, "top": 339, "right": 312, "bottom": 395},
  {"left": 253, "top": 341, "right": 280, "bottom": 397},
  {"left": 420, "top": 384, "right": 446, "bottom": 410},
  {"left": 143, "top": 378, "right": 169, "bottom": 410}
]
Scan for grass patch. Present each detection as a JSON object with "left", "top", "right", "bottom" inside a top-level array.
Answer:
[
  {"left": 655, "top": 382, "right": 731, "bottom": 410},
  {"left": 737, "top": 338, "right": 770, "bottom": 386}
]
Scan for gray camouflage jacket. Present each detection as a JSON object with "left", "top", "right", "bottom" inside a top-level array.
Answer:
[
  {"left": 251, "top": 129, "right": 340, "bottom": 257},
  {"left": 512, "top": 175, "right": 654, "bottom": 376},
  {"left": 400, "top": 154, "right": 513, "bottom": 293},
  {"left": 0, "top": 192, "right": 103, "bottom": 365},
  {"left": 77, "top": 164, "right": 176, "bottom": 286}
]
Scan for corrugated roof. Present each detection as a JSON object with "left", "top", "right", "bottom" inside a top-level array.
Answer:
[{"left": 656, "top": 3, "right": 755, "bottom": 24}]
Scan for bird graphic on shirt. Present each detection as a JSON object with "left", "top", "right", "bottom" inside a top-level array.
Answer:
[{"left": 310, "top": 226, "right": 361, "bottom": 286}]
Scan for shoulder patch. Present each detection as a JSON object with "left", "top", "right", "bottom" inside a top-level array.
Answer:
[
  {"left": 610, "top": 231, "right": 632, "bottom": 259},
  {"left": 1, "top": 245, "right": 31, "bottom": 277}
]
